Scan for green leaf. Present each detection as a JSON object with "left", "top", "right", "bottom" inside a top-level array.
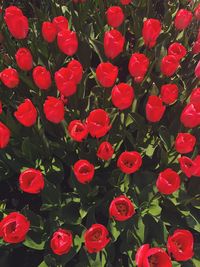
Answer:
[
  {"left": 38, "top": 261, "right": 48, "bottom": 267},
  {"left": 158, "top": 126, "right": 171, "bottom": 151},
  {"left": 23, "top": 234, "right": 45, "bottom": 250}
]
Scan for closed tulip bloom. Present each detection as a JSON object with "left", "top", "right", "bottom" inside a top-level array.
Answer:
[
  {"left": 128, "top": 53, "right": 149, "bottom": 83},
  {"left": 192, "top": 40, "right": 200, "bottom": 54},
  {"left": 0, "top": 122, "right": 10, "bottom": 149},
  {"left": 168, "top": 42, "right": 187, "bottom": 61},
  {"left": 97, "top": 141, "right": 114, "bottom": 161},
  {"left": 96, "top": 62, "right": 118, "bottom": 88},
  {"left": 67, "top": 59, "right": 83, "bottom": 84},
  {"left": 4, "top": 6, "right": 29, "bottom": 39},
  {"left": 86, "top": 109, "right": 111, "bottom": 138},
  {"left": 53, "top": 16, "right": 69, "bottom": 32},
  {"left": 175, "top": 133, "right": 196, "bottom": 154},
  {"left": 161, "top": 55, "right": 179, "bottom": 77},
  {"left": 43, "top": 96, "right": 65, "bottom": 123},
  {"left": 33, "top": 66, "right": 51, "bottom": 90},
  {"left": 15, "top": 48, "right": 33, "bottom": 71},
  {"left": 146, "top": 96, "right": 166, "bottom": 122},
  {"left": 42, "top": 21, "right": 57, "bottom": 43},
  {"left": 174, "top": 9, "right": 193, "bottom": 30},
  {"left": 160, "top": 84, "right": 179, "bottom": 105},
  {"left": 180, "top": 103, "right": 200, "bottom": 128},
  {"left": 195, "top": 4, "right": 200, "bottom": 20},
  {"left": 104, "top": 29, "right": 125, "bottom": 59},
  {"left": 156, "top": 168, "right": 181, "bottom": 195},
  {"left": 111, "top": 83, "right": 134, "bottom": 110},
  {"left": 14, "top": 99, "right": 37, "bottom": 127},
  {"left": 0, "top": 68, "right": 19, "bottom": 89},
  {"left": 106, "top": 6, "right": 124, "bottom": 28},
  {"left": 57, "top": 30, "right": 78, "bottom": 56},
  {"left": 142, "top": 18, "right": 161, "bottom": 48},
  {"left": 120, "top": 0, "right": 132, "bottom": 5},
  {"left": 55, "top": 67, "right": 77, "bottom": 97},
  {"left": 190, "top": 87, "right": 200, "bottom": 103}
]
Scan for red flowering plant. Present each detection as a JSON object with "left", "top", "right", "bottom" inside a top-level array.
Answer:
[{"left": 0, "top": 0, "right": 199, "bottom": 266}]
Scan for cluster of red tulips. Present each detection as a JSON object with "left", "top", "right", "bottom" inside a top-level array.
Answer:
[{"left": 0, "top": 0, "right": 199, "bottom": 266}]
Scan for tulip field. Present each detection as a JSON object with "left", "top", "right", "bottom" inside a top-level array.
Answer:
[{"left": 0, "top": 0, "right": 200, "bottom": 266}]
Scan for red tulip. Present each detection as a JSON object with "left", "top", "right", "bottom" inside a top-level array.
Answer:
[
  {"left": 43, "top": 96, "right": 65, "bottom": 123},
  {"left": 120, "top": 0, "right": 132, "bottom": 5},
  {"left": 104, "top": 29, "right": 125, "bottom": 59},
  {"left": 142, "top": 18, "right": 161, "bottom": 48},
  {"left": 0, "top": 122, "right": 10, "bottom": 149},
  {"left": 73, "top": 159, "right": 94, "bottom": 183},
  {"left": 160, "top": 84, "right": 178, "bottom": 104},
  {"left": 160, "top": 55, "right": 179, "bottom": 77},
  {"left": 51, "top": 229, "right": 72, "bottom": 255},
  {"left": 96, "top": 62, "right": 118, "bottom": 88},
  {"left": 109, "top": 195, "right": 135, "bottom": 221},
  {"left": 174, "top": 9, "right": 193, "bottom": 30},
  {"left": 179, "top": 155, "right": 200, "bottom": 178},
  {"left": 84, "top": 224, "right": 110, "bottom": 253},
  {"left": 106, "top": 6, "right": 124, "bottom": 28},
  {"left": 67, "top": 59, "right": 83, "bottom": 84},
  {"left": 15, "top": 48, "right": 33, "bottom": 71},
  {"left": 136, "top": 244, "right": 172, "bottom": 267},
  {"left": 190, "top": 87, "right": 200, "bottom": 103},
  {"left": 178, "top": 156, "right": 195, "bottom": 178},
  {"left": 57, "top": 30, "right": 78, "bottom": 56},
  {"left": 42, "top": 21, "right": 57, "bottom": 43},
  {"left": 14, "top": 99, "right": 37, "bottom": 127},
  {"left": 175, "top": 133, "right": 196, "bottom": 154},
  {"left": 111, "top": 83, "right": 134, "bottom": 110},
  {"left": 86, "top": 109, "right": 111, "bottom": 138},
  {"left": 0, "top": 68, "right": 19, "bottom": 89},
  {"left": 0, "top": 212, "right": 30, "bottom": 243},
  {"left": 156, "top": 168, "right": 180, "bottom": 195},
  {"left": 146, "top": 96, "right": 166, "bottom": 122},
  {"left": 33, "top": 66, "right": 51, "bottom": 90},
  {"left": 53, "top": 16, "right": 69, "bottom": 32},
  {"left": 19, "top": 168, "right": 44, "bottom": 194},
  {"left": 194, "top": 4, "right": 200, "bottom": 21},
  {"left": 167, "top": 229, "right": 194, "bottom": 261},
  {"left": 55, "top": 67, "right": 77, "bottom": 97},
  {"left": 117, "top": 151, "right": 142, "bottom": 174},
  {"left": 4, "top": 6, "right": 29, "bottom": 39},
  {"left": 97, "top": 141, "right": 114, "bottom": 161},
  {"left": 192, "top": 40, "right": 200, "bottom": 54},
  {"left": 180, "top": 102, "right": 200, "bottom": 128},
  {"left": 128, "top": 53, "right": 149, "bottom": 83},
  {"left": 68, "top": 120, "right": 88, "bottom": 142},
  {"left": 168, "top": 42, "right": 187, "bottom": 61}
]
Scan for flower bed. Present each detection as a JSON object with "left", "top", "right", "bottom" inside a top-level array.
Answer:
[{"left": 0, "top": 0, "right": 200, "bottom": 266}]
